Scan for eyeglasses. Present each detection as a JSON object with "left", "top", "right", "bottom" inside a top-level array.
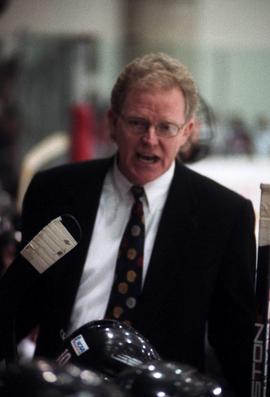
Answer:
[{"left": 119, "top": 114, "right": 186, "bottom": 138}]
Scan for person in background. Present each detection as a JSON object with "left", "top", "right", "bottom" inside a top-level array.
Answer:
[
  {"left": 0, "top": 53, "right": 256, "bottom": 397},
  {"left": 254, "top": 114, "right": 270, "bottom": 155},
  {"left": 0, "top": 57, "right": 21, "bottom": 199},
  {"left": 225, "top": 115, "right": 254, "bottom": 156}
]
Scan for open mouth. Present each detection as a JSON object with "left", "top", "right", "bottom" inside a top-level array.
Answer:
[{"left": 137, "top": 153, "right": 160, "bottom": 164}]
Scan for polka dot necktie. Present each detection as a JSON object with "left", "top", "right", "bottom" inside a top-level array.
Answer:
[{"left": 105, "top": 185, "right": 145, "bottom": 325}]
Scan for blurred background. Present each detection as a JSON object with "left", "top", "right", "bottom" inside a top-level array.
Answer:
[{"left": 0, "top": 0, "right": 270, "bottom": 274}]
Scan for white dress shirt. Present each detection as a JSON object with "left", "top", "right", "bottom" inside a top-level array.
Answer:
[{"left": 67, "top": 160, "right": 175, "bottom": 335}]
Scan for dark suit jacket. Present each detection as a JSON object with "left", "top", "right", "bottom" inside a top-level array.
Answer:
[{"left": 0, "top": 157, "right": 256, "bottom": 396}]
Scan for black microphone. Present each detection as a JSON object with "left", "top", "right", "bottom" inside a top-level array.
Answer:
[{"left": 0, "top": 214, "right": 82, "bottom": 363}]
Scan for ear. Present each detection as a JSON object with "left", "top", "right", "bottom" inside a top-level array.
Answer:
[
  {"left": 107, "top": 108, "right": 118, "bottom": 142},
  {"left": 181, "top": 117, "right": 195, "bottom": 145}
]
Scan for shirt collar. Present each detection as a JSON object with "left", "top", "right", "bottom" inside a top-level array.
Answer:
[
  {"left": 111, "top": 159, "right": 175, "bottom": 212},
  {"left": 143, "top": 162, "right": 175, "bottom": 211}
]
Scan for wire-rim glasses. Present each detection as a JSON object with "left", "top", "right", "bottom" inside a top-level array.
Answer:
[{"left": 119, "top": 114, "right": 186, "bottom": 138}]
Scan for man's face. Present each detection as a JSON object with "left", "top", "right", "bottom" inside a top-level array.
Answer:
[{"left": 109, "top": 86, "right": 193, "bottom": 185}]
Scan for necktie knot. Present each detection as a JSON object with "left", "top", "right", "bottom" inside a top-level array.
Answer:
[{"left": 131, "top": 185, "right": 144, "bottom": 201}]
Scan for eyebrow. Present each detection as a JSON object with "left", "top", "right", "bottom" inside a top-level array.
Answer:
[{"left": 126, "top": 115, "right": 182, "bottom": 126}]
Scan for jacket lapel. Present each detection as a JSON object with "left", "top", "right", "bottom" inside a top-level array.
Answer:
[{"left": 139, "top": 161, "right": 198, "bottom": 309}]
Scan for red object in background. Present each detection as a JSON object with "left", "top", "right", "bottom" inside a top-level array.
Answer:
[{"left": 70, "top": 104, "right": 96, "bottom": 162}]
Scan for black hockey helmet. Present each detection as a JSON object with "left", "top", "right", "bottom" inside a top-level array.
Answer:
[
  {"left": 56, "top": 319, "right": 160, "bottom": 377},
  {"left": 116, "top": 359, "right": 223, "bottom": 396}
]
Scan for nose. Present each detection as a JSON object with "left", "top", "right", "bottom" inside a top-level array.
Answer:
[{"left": 141, "top": 125, "right": 159, "bottom": 145}]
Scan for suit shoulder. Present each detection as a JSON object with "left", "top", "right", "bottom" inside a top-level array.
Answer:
[
  {"left": 37, "top": 157, "right": 111, "bottom": 177},
  {"left": 31, "top": 157, "right": 112, "bottom": 185}
]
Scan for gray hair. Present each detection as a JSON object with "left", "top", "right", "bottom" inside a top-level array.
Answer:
[{"left": 110, "top": 52, "right": 199, "bottom": 121}]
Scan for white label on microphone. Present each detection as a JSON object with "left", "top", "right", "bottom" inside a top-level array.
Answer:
[
  {"left": 21, "top": 216, "right": 78, "bottom": 273},
  {"left": 70, "top": 334, "right": 89, "bottom": 356}
]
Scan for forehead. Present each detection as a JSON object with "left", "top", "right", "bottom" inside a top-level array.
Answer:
[{"left": 122, "top": 86, "right": 186, "bottom": 118}]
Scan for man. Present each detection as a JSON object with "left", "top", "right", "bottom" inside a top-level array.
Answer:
[{"left": 0, "top": 53, "right": 255, "bottom": 396}]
